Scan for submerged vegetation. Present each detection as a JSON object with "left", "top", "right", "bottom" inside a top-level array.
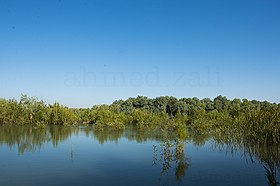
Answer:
[{"left": 0, "top": 95, "right": 280, "bottom": 143}]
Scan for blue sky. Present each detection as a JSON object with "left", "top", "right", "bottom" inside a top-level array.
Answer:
[{"left": 0, "top": 0, "right": 279, "bottom": 107}]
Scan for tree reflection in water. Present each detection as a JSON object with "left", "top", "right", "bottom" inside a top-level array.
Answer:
[
  {"left": 0, "top": 125, "right": 279, "bottom": 185},
  {"left": 211, "top": 134, "right": 280, "bottom": 186},
  {"left": 152, "top": 134, "right": 189, "bottom": 182}
]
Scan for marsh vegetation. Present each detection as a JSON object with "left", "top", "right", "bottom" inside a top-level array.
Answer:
[{"left": 0, "top": 95, "right": 279, "bottom": 144}]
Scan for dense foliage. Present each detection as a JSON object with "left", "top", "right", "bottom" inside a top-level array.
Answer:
[{"left": 0, "top": 95, "right": 279, "bottom": 142}]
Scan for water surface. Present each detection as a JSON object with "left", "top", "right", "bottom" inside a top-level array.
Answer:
[{"left": 0, "top": 126, "right": 279, "bottom": 186}]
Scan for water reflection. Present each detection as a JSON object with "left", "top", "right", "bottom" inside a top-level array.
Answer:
[
  {"left": 0, "top": 125, "right": 279, "bottom": 185},
  {"left": 0, "top": 126, "right": 78, "bottom": 153},
  {"left": 152, "top": 140, "right": 189, "bottom": 181},
  {"left": 211, "top": 134, "right": 280, "bottom": 186}
]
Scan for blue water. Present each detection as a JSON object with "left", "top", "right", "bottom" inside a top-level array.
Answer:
[{"left": 0, "top": 126, "right": 277, "bottom": 186}]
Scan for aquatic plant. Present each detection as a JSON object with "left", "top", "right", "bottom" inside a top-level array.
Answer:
[{"left": 0, "top": 95, "right": 279, "bottom": 143}]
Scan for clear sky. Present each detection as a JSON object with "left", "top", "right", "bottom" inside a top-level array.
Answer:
[{"left": 0, "top": 0, "right": 279, "bottom": 107}]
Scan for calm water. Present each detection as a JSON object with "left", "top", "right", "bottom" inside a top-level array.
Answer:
[{"left": 0, "top": 126, "right": 279, "bottom": 186}]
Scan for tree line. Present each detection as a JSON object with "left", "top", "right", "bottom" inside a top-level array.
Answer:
[{"left": 0, "top": 95, "right": 279, "bottom": 143}]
